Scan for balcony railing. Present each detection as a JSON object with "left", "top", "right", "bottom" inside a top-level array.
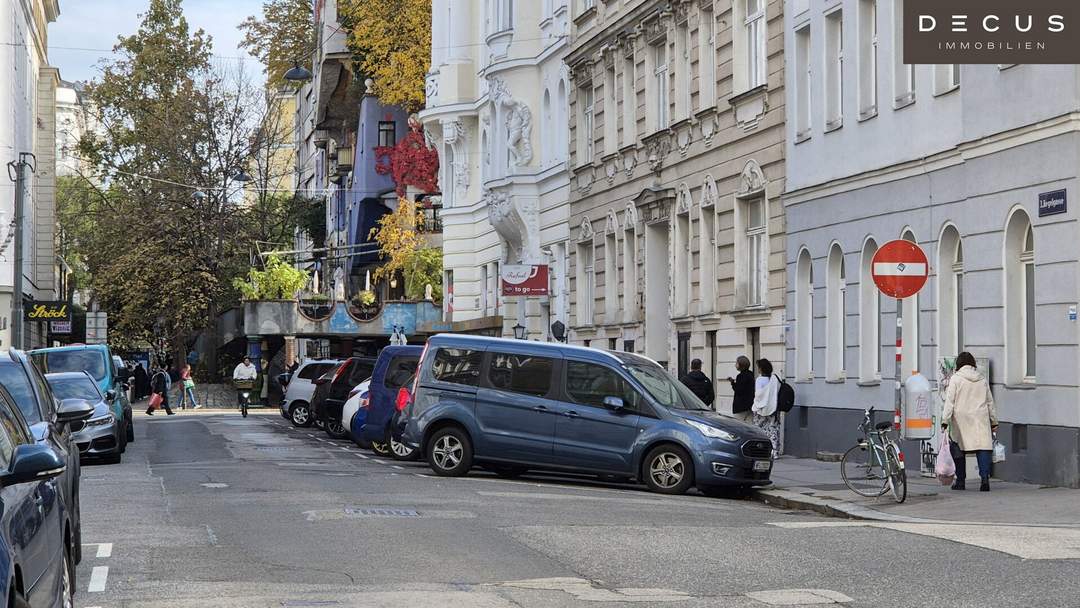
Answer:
[{"left": 421, "top": 204, "right": 443, "bottom": 233}]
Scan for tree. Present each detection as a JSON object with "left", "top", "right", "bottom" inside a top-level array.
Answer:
[
  {"left": 369, "top": 198, "right": 442, "bottom": 302},
  {"left": 338, "top": 0, "right": 431, "bottom": 112},
  {"left": 233, "top": 254, "right": 309, "bottom": 300},
  {"left": 238, "top": 0, "right": 315, "bottom": 88},
  {"left": 374, "top": 118, "right": 439, "bottom": 196}
]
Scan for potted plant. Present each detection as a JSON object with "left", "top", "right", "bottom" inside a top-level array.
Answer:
[
  {"left": 348, "top": 289, "right": 381, "bottom": 322},
  {"left": 298, "top": 293, "right": 333, "bottom": 320}
]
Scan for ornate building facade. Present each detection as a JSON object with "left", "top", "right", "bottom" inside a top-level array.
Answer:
[
  {"left": 565, "top": 0, "right": 786, "bottom": 411},
  {"left": 420, "top": 0, "right": 572, "bottom": 338}
]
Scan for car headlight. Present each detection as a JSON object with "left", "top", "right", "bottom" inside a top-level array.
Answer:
[
  {"left": 687, "top": 420, "right": 738, "bottom": 442},
  {"left": 86, "top": 414, "right": 115, "bottom": 427}
]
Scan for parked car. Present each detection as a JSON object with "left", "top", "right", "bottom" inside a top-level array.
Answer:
[
  {"left": 310, "top": 357, "right": 377, "bottom": 439},
  {"left": 30, "top": 344, "right": 134, "bottom": 446},
  {"left": 401, "top": 335, "right": 775, "bottom": 495},
  {"left": 0, "top": 349, "right": 93, "bottom": 565},
  {"left": 46, "top": 372, "right": 126, "bottom": 464},
  {"left": 0, "top": 384, "right": 77, "bottom": 607},
  {"left": 358, "top": 346, "right": 422, "bottom": 459},
  {"left": 342, "top": 379, "right": 371, "bottom": 445},
  {"left": 279, "top": 360, "right": 341, "bottom": 427}
]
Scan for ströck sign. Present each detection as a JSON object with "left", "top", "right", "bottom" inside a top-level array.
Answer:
[
  {"left": 500, "top": 264, "right": 549, "bottom": 296},
  {"left": 26, "top": 301, "right": 71, "bottom": 322}
]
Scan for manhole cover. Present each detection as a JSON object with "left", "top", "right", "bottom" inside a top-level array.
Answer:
[{"left": 343, "top": 507, "right": 421, "bottom": 518}]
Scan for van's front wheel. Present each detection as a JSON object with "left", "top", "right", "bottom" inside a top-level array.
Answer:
[
  {"left": 643, "top": 445, "right": 694, "bottom": 495},
  {"left": 426, "top": 427, "right": 473, "bottom": 477}
]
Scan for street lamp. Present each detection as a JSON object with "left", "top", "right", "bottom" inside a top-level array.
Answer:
[
  {"left": 232, "top": 170, "right": 252, "bottom": 183},
  {"left": 284, "top": 61, "right": 313, "bottom": 82},
  {"left": 192, "top": 190, "right": 207, "bottom": 201},
  {"left": 513, "top": 323, "right": 526, "bottom": 340}
]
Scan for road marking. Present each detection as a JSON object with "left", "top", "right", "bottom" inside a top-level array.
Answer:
[
  {"left": 95, "top": 543, "right": 112, "bottom": 558},
  {"left": 392, "top": 465, "right": 405, "bottom": 470},
  {"left": 745, "top": 589, "right": 852, "bottom": 605},
  {"left": 200, "top": 482, "right": 229, "bottom": 489},
  {"left": 206, "top": 525, "right": 218, "bottom": 546},
  {"left": 374, "top": 460, "right": 387, "bottom": 465},
  {"left": 340, "top": 447, "right": 354, "bottom": 452},
  {"left": 414, "top": 473, "right": 432, "bottom": 478},
  {"left": 356, "top": 454, "right": 369, "bottom": 459},
  {"left": 88, "top": 566, "right": 109, "bottom": 592}
]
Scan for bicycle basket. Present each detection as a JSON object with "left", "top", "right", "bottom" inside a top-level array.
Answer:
[{"left": 233, "top": 379, "right": 256, "bottom": 390}]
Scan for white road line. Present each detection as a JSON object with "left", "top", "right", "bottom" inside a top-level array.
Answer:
[
  {"left": 392, "top": 465, "right": 405, "bottom": 470},
  {"left": 88, "top": 566, "right": 109, "bottom": 592},
  {"left": 96, "top": 543, "right": 112, "bottom": 558},
  {"left": 414, "top": 473, "right": 432, "bottom": 478},
  {"left": 356, "top": 454, "right": 369, "bottom": 459},
  {"left": 340, "top": 447, "right": 354, "bottom": 452},
  {"left": 374, "top": 460, "right": 387, "bottom": 465}
]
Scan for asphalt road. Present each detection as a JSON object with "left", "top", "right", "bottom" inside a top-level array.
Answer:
[{"left": 72, "top": 411, "right": 1080, "bottom": 607}]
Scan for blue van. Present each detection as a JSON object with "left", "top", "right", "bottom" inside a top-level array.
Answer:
[
  {"left": 358, "top": 345, "right": 422, "bottom": 453},
  {"left": 401, "top": 335, "right": 774, "bottom": 495},
  {"left": 30, "top": 345, "right": 134, "bottom": 445}
]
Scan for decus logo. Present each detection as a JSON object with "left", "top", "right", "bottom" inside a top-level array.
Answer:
[{"left": 905, "top": 0, "right": 1078, "bottom": 64}]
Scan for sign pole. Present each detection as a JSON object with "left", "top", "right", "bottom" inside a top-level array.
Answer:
[{"left": 895, "top": 301, "right": 903, "bottom": 431}]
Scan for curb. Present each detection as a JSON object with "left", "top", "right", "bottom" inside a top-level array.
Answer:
[{"left": 751, "top": 489, "right": 931, "bottom": 523}]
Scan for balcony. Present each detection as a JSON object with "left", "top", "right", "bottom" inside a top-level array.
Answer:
[{"left": 243, "top": 298, "right": 443, "bottom": 339}]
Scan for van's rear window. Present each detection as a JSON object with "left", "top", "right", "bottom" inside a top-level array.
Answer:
[
  {"left": 431, "top": 349, "right": 483, "bottom": 387},
  {"left": 31, "top": 350, "right": 107, "bottom": 382}
]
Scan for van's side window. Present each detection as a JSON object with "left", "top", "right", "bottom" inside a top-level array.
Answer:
[
  {"left": 565, "top": 361, "right": 640, "bottom": 409},
  {"left": 431, "top": 349, "right": 483, "bottom": 386},
  {"left": 298, "top": 364, "right": 334, "bottom": 380},
  {"left": 385, "top": 357, "right": 419, "bottom": 390},
  {"left": 487, "top": 354, "right": 554, "bottom": 397}
]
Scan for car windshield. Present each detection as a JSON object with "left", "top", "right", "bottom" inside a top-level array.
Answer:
[
  {"left": 32, "top": 350, "right": 107, "bottom": 381},
  {"left": 0, "top": 362, "right": 40, "bottom": 423},
  {"left": 49, "top": 376, "right": 102, "bottom": 402},
  {"left": 621, "top": 359, "right": 711, "bottom": 412}
]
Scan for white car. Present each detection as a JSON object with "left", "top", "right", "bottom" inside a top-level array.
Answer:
[
  {"left": 281, "top": 359, "right": 342, "bottom": 427},
  {"left": 341, "top": 379, "right": 371, "bottom": 443}
]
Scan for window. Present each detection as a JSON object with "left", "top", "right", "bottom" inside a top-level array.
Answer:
[
  {"left": 565, "top": 361, "right": 640, "bottom": 409},
  {"left": 31, "top": 350, "right": 107, "bottom": 381},
  {"left": 744, "top": 198, "right": 767, "bottom": 306},
  {"left": 795, "top": 249, "right": 814, "bottom": 379},
  {"left": 1004, "top": 213, "right": 1036, "bottom": 382},
  {"left": 859, "top": 238, "right": 880, "bottom": 381},
  {"left": 621, "top": 52, "right": 637, "bottom": 146},
  {"left": 677, "top": 333, "right": 690, "bottom": 379},
  {"left": 0, "top": 362, "right": 41, "bottom": 423},
  {"left": 624, "top": 339, "right": 635, "bottom": 353},
  {"left": 604, "top": 232, "right": 619, "bottom": 321},
  {"left": 938, "top": 226, "right": 964, "bottom": 359},
  {"left": 298, "top": 363, "right": 335, "bottom": 380},
  {"left": 674, "top": 208, "right": 691, "bottom": 316},
  {"left": 378, "top": 121, "right": 396, "bottom": 148},
  {"left": 745, "top": 0, "right": 767, "bottom": 89},
  {"left": 699, "top": 205, "right": 716, "bottom": 313},
  {"left": 576, "top": 241, "right": 595, "bottom": 325},
  {"left": 492, "top": 0, "right": 513, "bottom": 32},
  {"left": 622, "top": 218, "right": 637, "bottom": 322},
  {"left": 480, "top": 264, "right": 489, "bottom": 313},
  {"left": 431, "top": 348, "right": 483, "bottom": 386},
  {"left": 857, "top": 0, "right": 877, "bottom": 119},
  {"left": 608, "top": 338, "right": 618, "bottom": 350},
  {"left": 795, "top": 25, "right": 812, "bottom": 139},
  {"left": 699, "top": 9, "right": 717, "bottom": 109},
  {"left": 892, "top": 0, "right": 914, "bottom": 106},
  {"left": 934, "top": 64, "right": 960, "bottom": 95},
  {"left": 674, "top": 19, "right": 690, "bottom": 120},
  {"left": 349, "top": 360, "right": 376, "bottom": 386},
  {"left": 0, "top": 393, "right": 29, "bottom": 472},
  {"left": 487, "top": 354, "right": 555, "bottom": 397},
  {"left": 48, "top": 376, "right": 103, "bottom": 402},
  {"left": 826, "top": 243, "right": 846, "bottom": 381},
  {"left": 900, "top": 230, "right": 919, "bottom": 378},
  {"left": 1023, "top": 225, "right": 1035, "bottom": 378},
  {"left": 384, "top": 357, "right": 419, "bottom": 390},
  {"left": 579, "top": 0, "right": 595, "bottom": 15},
  {"left": 604, "top": 64, "right": 617, "bottom": 155},
  {"left": 442, "top": 143, "right": 455, "bottom": 207},
  {"left": 579, "top": 84, "right": 595, "bottom": 164},
  {"left": 652, "top": 40, "right": 669, "bottom": 131},
  {"left": 825, "top": 10, "right": 844, "bottom": 130}
]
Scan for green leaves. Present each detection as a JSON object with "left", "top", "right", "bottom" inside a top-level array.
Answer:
[
  {"left": 233, "top": 255, "right": 309, "bottom": 300},
  {"left": 239, "top": 0, "right": 315, "bottom": 88}
]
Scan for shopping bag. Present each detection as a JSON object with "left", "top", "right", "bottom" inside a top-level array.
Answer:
[
  {"left": 935, "top": 432, "right": 956, "bottom": 485},
  {"left": 148, "top": 393, "right": 163, "bottom": 411},
  {"left": 993, "top": 435, "right": 1007, "bottom": 464}
]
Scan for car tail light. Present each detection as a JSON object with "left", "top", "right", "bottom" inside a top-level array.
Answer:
[
  {"left": 395, "top": 387, "right": 411, "bottom": 412},
  {"left": 332, "top": 360, "right": 352, "bottom": 384},
  {"left": 360, "top": 395, "right": 370, "bottom": 409}
]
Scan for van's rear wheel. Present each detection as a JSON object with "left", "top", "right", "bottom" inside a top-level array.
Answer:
[
  {"left": 643, "top": 445, "right": 694, "bottom": 495},
  {"left": 426, "top": 427, "right": 472, "bottom": 477}
]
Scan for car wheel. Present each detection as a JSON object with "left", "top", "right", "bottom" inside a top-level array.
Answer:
[
  {"left": 289, "top": 402, "right": 312, "bottom": 427},
  {"left": 390, "top": 438, "right": 419, "bottom": 461},
  {"left": 643, "top": 445, "right": 695, "bottom": 495},
  {"left": 119, "top": 427, "right": 127, "bottom": 454},
  {"left": 126, "top": 415, "right": 135, "bottom": 443},
  {"left": 325, "top": 420, "right": 349, "bottom": 440},
  {"left": 426, "top": 427, "right": 473, "bottom": 477},
  {"left": 61, "top": 539, "right": 74, "bottom": 608},
  {"left": 370, "top": 440, "right": 392, "bottom": 457}
]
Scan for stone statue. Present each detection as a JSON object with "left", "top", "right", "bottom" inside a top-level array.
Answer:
[
  {"left": 490, "top": 78, "right": 533, "bottom": 167},
  {"left": 333, "top": 266, "right": 346, "bottom": 302}
]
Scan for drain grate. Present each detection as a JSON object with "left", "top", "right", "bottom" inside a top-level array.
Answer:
[{"left": 343, "top": 507, "right": 421, "bottom": 518}]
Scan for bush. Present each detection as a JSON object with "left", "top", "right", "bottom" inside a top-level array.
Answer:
[{"left": 233, "top": 255, "right": 309, "bottom": 300}]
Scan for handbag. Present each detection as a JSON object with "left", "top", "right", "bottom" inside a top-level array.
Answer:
[
  {"left": 148, "top": 393, "right": 163, "bottom": 410},
  {"left": 993, "top": 434, "right": 1007, "bottom": 463},
  {"left": 183, "top": 378, "right": 195, "bottom": 389},
  {"left": 935, "top": 431, "right": 956, "bottom": 486}
]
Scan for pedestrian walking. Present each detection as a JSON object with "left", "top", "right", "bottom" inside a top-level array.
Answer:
[
  {"left": 942, "top": 352, "right": 998, "bottom": 491},
  {"left": 133, "top": 362, "right": 150, "bottom": 399},
  {"left": 259, "top": 357, "right": 270, "bottom": 405},
  {"left": 727, "top": 356, "right": 755, "bottom": 422},
  {"left": 750, "top": 358, "right": 781, "bottom": 458},
  {"left": 176, "top": 363, "right": 201, "bottom": 410},
  {"left": 147, "top": 361, "right": 176, "bottom": 416},
  {"left": 679, "top": 358, "right": 714, "bottom": 407}
]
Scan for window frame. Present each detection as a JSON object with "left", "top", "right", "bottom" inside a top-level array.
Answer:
[
  {"left": 745, "top": 0, "right": 767, "bottom": 90},
  {"left": 744, "top": 197, "right": 767, "bottom": 307},
  {"left": 653, "top": 40, "right": 669, "bottom": 131},
  {"left": 825, "top": 9, "right": 844, "bottom": 131},
  {"left": 429, "top": 348, "right": 485, "bottom": 387},
  {"left": 563, "top": 359, "right": 644, "bottom": 412},
  {"left": 485, "top": 352, "right": 558, "bottom": 398},
  {"left": 580, "top": 84, "right": 595, "bottom": 164},
  {"left": 377, "top": 121, "right": 396, "bottom": 148}
]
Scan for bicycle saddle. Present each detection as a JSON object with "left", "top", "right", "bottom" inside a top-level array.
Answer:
[{"left": 874, "top": 421, "right": 894, "bottom": 431}]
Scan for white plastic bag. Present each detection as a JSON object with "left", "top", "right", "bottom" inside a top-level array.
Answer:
[
  {"left": 993, "top": 435, "right": 1007, "bottom": 464},
  {"left": 935, "top": 431, "right": 956, "bottom": 485}
]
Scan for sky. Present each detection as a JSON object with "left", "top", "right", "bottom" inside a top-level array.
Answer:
[{"left": 49, "top": 0, "right": 265, "bottom": 85}]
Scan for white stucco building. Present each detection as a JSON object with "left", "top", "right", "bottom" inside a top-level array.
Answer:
[
  {"left": 783, "top": 0, "right": 1080, "bottom": 487},
  {"left": 421, "top": 0, "right": 572, "bottom": 339}
]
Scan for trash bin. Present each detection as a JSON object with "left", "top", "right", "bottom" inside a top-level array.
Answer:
[{"left": 903, "top": 371, "right": 933, "bottom": 440}]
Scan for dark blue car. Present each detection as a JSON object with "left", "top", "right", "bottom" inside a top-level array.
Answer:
[
  {"left": 0, "top": 384, "right": 76, "bottom": 607},
  {"left": 402, "top": 335, "right": 774, "bottom": 495},
  {"left": 358, "top": 346, "right": 421, "bottom": 460}
]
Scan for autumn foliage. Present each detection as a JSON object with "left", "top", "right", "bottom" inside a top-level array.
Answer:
[
  {"left": 369, "top": 198, "right": 442, "bottom": 302},
  {"left": 339, "top": 0, "right": 431, "bottom": 112},
  {"left": 374, "top": 119, "right": 440, "bottom": 197}
]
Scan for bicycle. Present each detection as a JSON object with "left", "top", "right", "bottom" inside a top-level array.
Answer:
[
  {"left": 840, "top": 407, "right": 907, "bottom": 503},
  {"left": 234, "top": 379, "right": 255, "bottom": 418}
]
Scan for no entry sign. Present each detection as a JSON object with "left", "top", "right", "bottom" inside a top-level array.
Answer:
[{"left": 871, "top": 240, "right": 928, "bottom": 299}]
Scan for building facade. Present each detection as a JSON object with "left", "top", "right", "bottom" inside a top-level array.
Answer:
[
  {"left": 55, "top": 79, "right": 92, "bottom": 178},
  {"left": 420, "top": 0, "right": 572, "bottom": 339},
  {"left": 782, "top": 0, "right": 1080, "bottom": 487},
  {"left": 565, "top": 0, "right": 786, "bottom": 410}
]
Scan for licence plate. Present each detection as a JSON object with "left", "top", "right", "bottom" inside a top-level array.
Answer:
[{"left": 753, "top": 460, "right": 772, "bottom": 472}]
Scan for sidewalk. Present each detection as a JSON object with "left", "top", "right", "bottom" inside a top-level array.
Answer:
[{"left": 755, "top": 455, "right": 1080, "bottom": 527}]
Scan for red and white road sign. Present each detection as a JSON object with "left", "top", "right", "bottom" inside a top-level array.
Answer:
[{"left": 871, "top": 240, "right": 928, "bottom": 299}]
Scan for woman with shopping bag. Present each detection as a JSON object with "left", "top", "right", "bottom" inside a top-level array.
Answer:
[{"left": 941, "top": 352, "right": 997, "bottom": 491}]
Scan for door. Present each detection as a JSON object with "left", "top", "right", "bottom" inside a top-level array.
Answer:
[
  {"left": 553, "top": 360, "right": 642, "bottom": 473},
  {"left": 371, "top": 355, "right": 419, "bottom": 432},
  {"left": 474, "top": 351, "right": 560, "bottom": 463}
]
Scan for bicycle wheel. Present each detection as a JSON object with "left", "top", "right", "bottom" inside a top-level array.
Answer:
[
  {"left": 885, "top": 443, "right": 907, "bottom": 503},
  {"left": 841, "top": 443, "right": 889, "bottom": 497},
  {"left": 241, "top": 400, "right": 248, "bottom": 418}
]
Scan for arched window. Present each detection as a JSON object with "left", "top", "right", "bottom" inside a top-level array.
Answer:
[
  {"left": 900, "top": 229, "right": 920, "bottom": 377},
  {"left": 826, "top": 243, "right": 846, "bottom": 381},
  {"left": 673, "top": 185, "right": 693, "bottom": 317},
  {"left": 796, "top": 248, "right": 814, "bottom": 380},
  {"left": 557, "top": 79, "right": 568, "bottom": 161},
  {"left": 542, "top": 88, "right": 552, "bottom": 166},
  {"left": 938, "top": 225, "right": 964, "bottom": 359},
  {"left": 859, "top": 237, "right": 880, "bottom": 382},
  {"left": 1005, "top": 209, "right": 1036, "bottom": 382}
]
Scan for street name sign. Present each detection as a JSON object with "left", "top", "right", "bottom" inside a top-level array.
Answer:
[{"left": 871, "top": 240, "right": 929, "bottom": 299}]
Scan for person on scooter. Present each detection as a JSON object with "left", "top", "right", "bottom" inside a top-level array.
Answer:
[{"left": 232, "top": 356, "right": 258, "bottom": 407}]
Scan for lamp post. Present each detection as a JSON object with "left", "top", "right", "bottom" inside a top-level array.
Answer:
[
  {"left": 513, "top": 323, "right": 526, "bottom": 340},
  {"left": 284, "top": 62, "right": 314, "bottom": 82}
]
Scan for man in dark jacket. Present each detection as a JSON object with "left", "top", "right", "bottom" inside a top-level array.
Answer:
[
  {"left": 727, "top": 356, "right": 755, "bottom": 422},
  {"left": 680, "top": 359, "right": 714, "bottom": 407}
]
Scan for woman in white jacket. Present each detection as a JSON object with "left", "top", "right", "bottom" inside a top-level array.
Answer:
[
  {"left": 751, "top": 358, "right": 781, "bottom": 458},
  {"left": 942, "top": 352, "right": 998, "bottom": 491}
]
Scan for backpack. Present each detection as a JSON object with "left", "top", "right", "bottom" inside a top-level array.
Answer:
[{"left": 775, "top": 374, "right": 796, "bottom": 414}]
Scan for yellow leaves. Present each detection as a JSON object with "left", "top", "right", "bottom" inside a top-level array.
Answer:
[
  {"left": 370, "top": 197, "right": 425, "bottom": 284},
  {"left": 339, "top": 0, "right": 431, "bottom": 111}
]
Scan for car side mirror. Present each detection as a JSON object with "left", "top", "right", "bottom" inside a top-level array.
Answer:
[
  {"left": 56, "top": 398, "right": 95, "bottom": 425},
  {"left": 603, "top": 396, "right": 626, "bottom": 412},
  {"left": 1, "top": 444, "right": 65, "bottom": 487},
  {"left": 105, "top": 390, "right": 117, "bottom": 402}
]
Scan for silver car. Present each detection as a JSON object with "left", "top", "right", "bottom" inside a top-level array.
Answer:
[
  {"left": 46, "top": 371, "right": 125, "bottom": 463},
  {"left": 281, "top": 359, "right": 341, "bottom": 427}
]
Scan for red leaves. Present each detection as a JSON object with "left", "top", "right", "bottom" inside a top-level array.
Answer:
[{"left": 374, "top": 122, "right": 439, "bottom": 196}]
